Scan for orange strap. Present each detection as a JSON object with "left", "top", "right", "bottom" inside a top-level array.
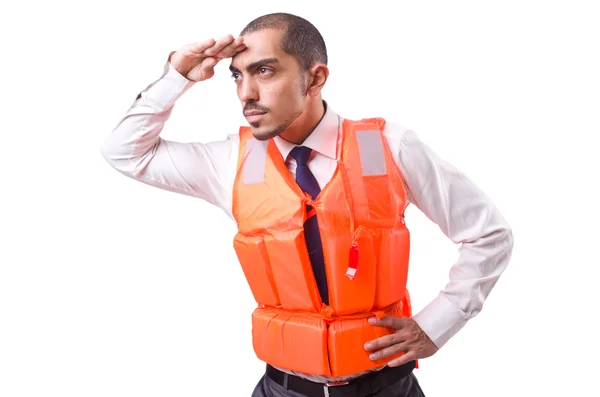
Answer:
[{"left": 260, "top": 301, "right": 403, "bottom": 323}]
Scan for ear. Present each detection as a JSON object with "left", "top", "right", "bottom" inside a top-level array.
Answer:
[{"left": 306, "top": 64, "right": 329, "bottom": 97}]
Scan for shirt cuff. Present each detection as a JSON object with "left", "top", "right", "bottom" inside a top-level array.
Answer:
[
  {"left": 412, "top": 292, "right": 468, "bottom": 349},
  {"left": 140, "top": 53, "right": 196, "bottom": 111}
]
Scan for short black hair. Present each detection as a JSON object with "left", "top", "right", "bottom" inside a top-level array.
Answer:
[{"left": 240, "top": 12, "right": 328, "bottom": 72}]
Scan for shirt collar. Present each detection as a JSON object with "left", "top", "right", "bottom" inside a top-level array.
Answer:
[{"left": 273, "top": 101, "right": 340, "bottom": 161}]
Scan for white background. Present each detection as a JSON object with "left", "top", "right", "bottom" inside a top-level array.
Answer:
[{"left": 1, "top": 1, "right": 599, "bottom": 396}]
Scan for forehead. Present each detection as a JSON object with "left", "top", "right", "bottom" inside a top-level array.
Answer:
[{"left": 231, "top": 29, "right": 290, "bottom": 68}]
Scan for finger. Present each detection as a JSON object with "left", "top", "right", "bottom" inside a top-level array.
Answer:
[
  {"left": 364, "top": 333, "right": 403, "bottom": 351},
  {"left": 223, "top": 43, "right": 247, "bottom": 58},
  {"left": 217, "top": 35, "right": 244, "bottom": 54},
  {"left": 368, "top": 341, "right": 409, "bottom": 361},
  {"left": 387, "top": 351, "right": 415, "bottom": 368},
  {"left": 231, "top": 43, "right": 247, "bottom": 56},
  {"left": 204, "top": 34, "right": 235, "bottom": 57},
  {"left": 217, "top": 42, "right": 246, "bottom": 61},
  {"left": 368, "top": 315, "right": 405, "bottom": 328},
  {"left": 183, "top": 38, "right": 217, "bottom": 56}
]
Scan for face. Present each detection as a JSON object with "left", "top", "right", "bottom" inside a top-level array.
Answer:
[{"left": 230, "top": 29, "right": 307, "bottom": 140}]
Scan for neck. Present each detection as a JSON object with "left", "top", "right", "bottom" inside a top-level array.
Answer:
[{"left": 279, "top": 99, "right": 326, "bottom": 145}]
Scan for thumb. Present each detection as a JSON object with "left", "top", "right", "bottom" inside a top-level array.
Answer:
[{"left": 198, "top": 57, "right": 219, "bottom": 81}]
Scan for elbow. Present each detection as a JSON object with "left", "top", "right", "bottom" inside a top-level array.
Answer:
[
  {"left": 490, "top": 222, "right": 514, "bottom": 273},
  {"left": 503, "top": 225, "right": 514, "bottom": 265},
  {"left": 490, "top": 218, "right": 514, "bottom": 257},
  {"left": 99, "top": 138, "right": 118, "bottom": 167},
  {"left": 99, "top": 134, "right": 132, "bottom": 175},
  {"left": 476, "top": 217, "right": 515, "bottom": 271},
  {"left": 98, "top": 135, "right": 157, "bottom": 178},
  {"left": 99, "top": 140, "right": 110, "bottom": 161},
  {"left": 487, "top": 206, "right": 514, "bottom": 260},
  {"left": 498, "top": 218, "right": 514, "bottom": 257},
  {"left": 506, "top": 226, "right": 514, "bottom": 253}
]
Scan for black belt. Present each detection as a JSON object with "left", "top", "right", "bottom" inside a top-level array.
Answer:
[{"left": 266, "top": 361, "right": 416, "bottom": 397}]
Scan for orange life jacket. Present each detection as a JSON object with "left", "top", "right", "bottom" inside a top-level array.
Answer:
[{"left": 232, "top": 117, "right": 413, "bottom": 378}]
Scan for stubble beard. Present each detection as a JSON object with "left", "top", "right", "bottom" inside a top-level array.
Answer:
[{"left": 252, "top": 110, "right": 303, "bottom": 141}]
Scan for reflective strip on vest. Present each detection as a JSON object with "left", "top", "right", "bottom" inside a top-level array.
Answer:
[
  {"left": 356, "top": 130, "right": 387, "bottom": 176},
  {"left": 243, "top": 139, "right": 268, "bottom": 184}
]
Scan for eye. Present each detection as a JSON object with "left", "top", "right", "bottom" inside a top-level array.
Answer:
[
  {"left": 231, "top": 72, "right": 241, "bottom": 81},
  {"left": 258, "top": 67, "right": 272, "bottom": 75}
]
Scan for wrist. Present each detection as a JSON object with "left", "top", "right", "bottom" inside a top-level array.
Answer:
[{"left": 167, "top": 51, "right": 190, "bottom": 79}]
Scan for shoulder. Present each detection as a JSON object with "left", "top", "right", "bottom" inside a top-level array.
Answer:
[
  {"left": 381, "top": 119, "right": 413, "bottom": 148},
  {"left": 377, "top": 119, "right": 426, "bottom": 177},
  {"left": 339, "top": 114, "right": 416, "bottom": 156}
]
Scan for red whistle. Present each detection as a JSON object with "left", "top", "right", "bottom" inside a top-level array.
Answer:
[{"left": 346, "top": 242, "right": 359, "bottom": 279}]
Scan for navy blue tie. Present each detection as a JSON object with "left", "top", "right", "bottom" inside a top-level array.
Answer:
[{"left": 289, "top": 146, "right": 329, "bottom": 305}]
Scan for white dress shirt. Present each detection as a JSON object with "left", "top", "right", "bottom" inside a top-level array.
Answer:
[{"left": 100, "top": 59, "right": 514, "bottom": 382}]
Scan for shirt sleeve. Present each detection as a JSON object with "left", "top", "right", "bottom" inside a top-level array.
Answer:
[
  {"left": 99, "top": 56, "right": 236, "bottom": 214},
  {"left": 390, "top": 125, "right": 514, "bottom": 349}
]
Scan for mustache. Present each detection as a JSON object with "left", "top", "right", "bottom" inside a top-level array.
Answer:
[{"left": 243, "top": 102, "right": 270, "bottom": 114}]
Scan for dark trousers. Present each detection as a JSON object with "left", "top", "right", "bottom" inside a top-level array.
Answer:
[{"left": 251, "top": 365, "right": 426, "bottom": 397}]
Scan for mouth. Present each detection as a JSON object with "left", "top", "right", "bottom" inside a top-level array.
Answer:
[{"left": 244, "top": 112, "right": 267, "bottom": 123}]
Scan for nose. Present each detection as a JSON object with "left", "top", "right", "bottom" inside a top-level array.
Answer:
[{"left": 238, "top": 77, "right": 258, "bottom": 103}]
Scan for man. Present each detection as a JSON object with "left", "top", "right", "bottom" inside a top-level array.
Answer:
[{"left": 100, "top": 12, "right": 513, "bottom": 397}]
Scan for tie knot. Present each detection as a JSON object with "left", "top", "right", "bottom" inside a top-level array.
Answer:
[{"left": 290, "top": 146, "right": 313, "bottom": 166}]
